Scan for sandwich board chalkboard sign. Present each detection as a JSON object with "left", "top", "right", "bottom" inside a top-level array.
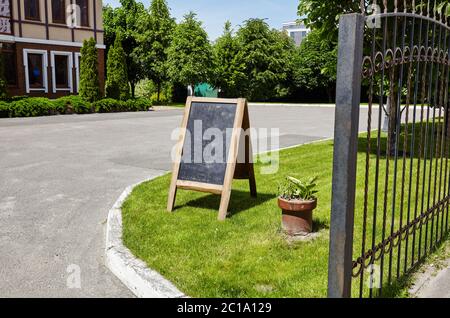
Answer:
[{"left": 167, "top": 97, "right": 257, "bottom": 220}]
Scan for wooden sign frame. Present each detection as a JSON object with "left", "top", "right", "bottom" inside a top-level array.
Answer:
[{"left": 167, "top": 97, "right": 257, "bottom": 220}]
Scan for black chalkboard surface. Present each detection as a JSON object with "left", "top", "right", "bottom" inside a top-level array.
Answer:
[
  {"left": 178, "top": 102, "right": 237, "bottom": 185},
  {"left": 167, "top": 97, "right": 256, "bottom": 220}
]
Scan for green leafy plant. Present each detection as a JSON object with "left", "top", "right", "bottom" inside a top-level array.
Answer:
[
  {"left": 9, "top": 98, "right": 58, "bottom": 117},
  {"left": 93, "top": 98, "right": 127, "bottom": 113},
  {"left": 53, "top": 96, "right": 92, "bottom": 114},
  {"left": 79, "top": 38, "right": 101, "bottom": 102},
  {"left": 126, "top": 97, "right": 153, "bottom": 111},
  {"left": 0, "top": 100, "right": 10, "bottom": 117},
  {"left": 279, "top": 176, "right": 318, "bottom": 201}
]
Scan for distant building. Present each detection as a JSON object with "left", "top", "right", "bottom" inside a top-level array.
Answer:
[{"left": 282, "top": 21, "right": 310, "bottom": 47}]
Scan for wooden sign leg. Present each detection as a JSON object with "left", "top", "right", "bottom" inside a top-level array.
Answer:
[
  {"left": 167, "top": 176, "right": 178, "bottom": 212},
  {"left": 243, "top": 102, "right": 257, "bottom": 198},
  {"left": 167, "top": 97, "right": 193, "bottom": 212},
  {"left": 218, "top": 188, "right": 232, "bottom": 221}
]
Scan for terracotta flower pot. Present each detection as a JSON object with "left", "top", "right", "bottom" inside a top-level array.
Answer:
[{"left": 278, "top": 197, "right": 317, "bottom": 236}]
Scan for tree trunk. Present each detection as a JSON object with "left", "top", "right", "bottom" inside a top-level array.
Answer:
[
  {"left": 130, "top": 82, "right": 136, "bottom": 99},
  {"left": 157, "top": 82, "right": 161, "bottom": 103},
  {"left": 326, "top": 86, "right": 334, "bottom": 103}
]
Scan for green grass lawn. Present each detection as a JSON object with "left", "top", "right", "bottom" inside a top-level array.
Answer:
[
  {"left": 122, "top": 141, "right": 333, "bottom": 298},
  {"left": 121, "top": 125, "right": 450, "bottom": 298}
]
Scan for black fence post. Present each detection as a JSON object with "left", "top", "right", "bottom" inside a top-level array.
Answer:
[{"left": 328, "top": 13, "right": 365, "bottom": 298}]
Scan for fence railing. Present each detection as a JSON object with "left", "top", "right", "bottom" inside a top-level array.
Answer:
[{"left": 329, "top": 0, "right": 450, "bottom": 298}]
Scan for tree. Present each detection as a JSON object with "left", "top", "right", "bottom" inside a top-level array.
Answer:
[
  {"left": 212, "top": 21, "right": 246, "bottom": 98},
  {"left": 235, "top": 19, "right": 294, "bottom": 101},
  {"left": 103, "top": 0, "right": 146, "bottom": 98},
  {"left": 134, "top": 0, "right": 175, "bottom": 103},
  {"left": 79, "top": 38, "right": 101, "bottom": 102},
  {"left": 106, "top": 37, "right": 130, "bottom": 100},
  {"left": 293, "top": 30, "right": 337, "bottom": 102},
  {"left": 167, "top": 12, "right": 213, "bottom": 92}
]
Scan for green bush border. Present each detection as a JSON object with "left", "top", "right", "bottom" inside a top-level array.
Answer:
[{"left": 0, "top": 95, "right": 153, "bottom": 118}]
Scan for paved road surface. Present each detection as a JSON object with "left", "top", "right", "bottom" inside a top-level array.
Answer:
[{"left": 0, "top": 105, "right": 375, "bottom": 297}]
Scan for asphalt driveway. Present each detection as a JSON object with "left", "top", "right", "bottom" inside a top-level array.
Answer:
[{"left": 0, "top": 105, "right": 375, "bottom": 297}]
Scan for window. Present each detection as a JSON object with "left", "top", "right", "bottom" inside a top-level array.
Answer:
[
  {"left": 51, "top": 51, "right": 73, "bottom": 92},
  {"left": 2, "top": 43, "right": 17, "bottom": 86},
  {"left": 28, "top": 54, "right": 44, "bottom": 88},
  {"left": 52, "top": 0, "right": 66, "bottom": 24},
  {"left": 76, "top": 0, "right": 89, "bottom": 27},
  {"left": 23, "top": 49, "right": 48, "bottom": 93},
  {"left": 24, "top": 0, "right": 40, "bottom": 21}
]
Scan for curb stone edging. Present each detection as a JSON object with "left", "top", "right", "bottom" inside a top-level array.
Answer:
[{"left": 105, "top": 174, "right": 187, "bottom": 298}]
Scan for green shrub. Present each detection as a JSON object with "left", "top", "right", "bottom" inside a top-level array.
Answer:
[
  {"left": 0, "top": 101, "right": 10, "bottom": 118},
  {"left": 79, "top": 38, "right": 101, "bottom": 102},
  {"left": 9, "top": 96, "right": 28, "bottom": 102},
  {"left": 126, "top": 98, "right": 152, "bottom": 112},
  {"left": 9, "top": 97, "right": 58, "bottom": 117},
  {"left": 105, "top": 37, "right": 130, "bottom": 101},
  {"left": 54, "top": 96, "right": 92, "bottom": 114},
  {"left": 93, "top": 98, "right": 127, "bottom": 113}
]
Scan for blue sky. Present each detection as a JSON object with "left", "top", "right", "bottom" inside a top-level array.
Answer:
[{"left": 104, "top": 0, "right": 299, "bottom": 40}]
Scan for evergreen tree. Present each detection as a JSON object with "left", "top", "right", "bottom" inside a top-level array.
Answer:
[
  {"left": 235, "top": 19, "right": 295, "bottom": 101},
  {"left": 103, "top": 0, "right": 146, "bottom": 98},
  {"left": 293, "top": 30, "right": 336, "bottom": 102},
  {"left": 135, "top": 0, "right": 175, "bottom": 103},
  {"left": 167, "top": 12, "right": 213, "bottom": 93},
  {"left": 79, "top": 38, "right": 101, "bottom": 102},
  {"left": 212, "top": 21, "right": 245, "bottom": 98},
  {"left": 106, "top": 37, "right": 130, "bottom": 100}
]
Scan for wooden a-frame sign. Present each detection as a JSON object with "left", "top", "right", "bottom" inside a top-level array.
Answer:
[{"left": 167, "top": 97, "right": 257, "bottom": 220}]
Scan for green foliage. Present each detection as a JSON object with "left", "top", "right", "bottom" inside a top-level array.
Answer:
[
  {"left": 212, "top": 21, "right": 246, "bottom": 98},
  {"left": 106, "top": 37, "right": 130, "bottom": 100},
  {"left": 134, "top": 0, "right": 175, "bottom": 102},
  {"left": 135, "top": 79, "right": 173, "bottom": 105},
  {"left": 0, "top": 52, "right": 8, "bottom": 100},
  {"left": 297, "top": 0, "right": 360, "bottom": 44},
  {"left": 1, "top": 95, "right": 150, "bottom": 118},
  {"left": 93, "top": 98, "right": 127, "bottom": 113},
  {"left": 80, "top": 38, "right": 101, "bottom": 102},
  {"left": 235, "top": 19, "right": 296, "bottom": 101},
  {"left": 103, "top": 0, "right": 146, "bottom": 97},
  {"left": 54, "top": 95, "right": 92, "bottom": 114},
  {"left": 93, "top": 98, "right": 151, "bottom": 113},
  {"left": 9, "top": 97, "right": 58, "bottom": 117},
  {"left": 126, "top": 97, "right": 153, "bottom": 111},
  {"left": 293, "top": 30, "right": 337, "bottom": 101},
  {"left": 0, "top": 100, "right": 9, "bottom": 117},
  {"left": 279, "top": 176, "right": 318, "bottom": 201},
  {"left": 167, "top": 12, "right": 213, "bottom": 88}
]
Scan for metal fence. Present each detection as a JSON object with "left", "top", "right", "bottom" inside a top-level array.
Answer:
[{"left": 329, "top": 0, "right": 450, "bottom": 298}]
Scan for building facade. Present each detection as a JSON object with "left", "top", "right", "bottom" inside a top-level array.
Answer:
[
  {"left": 0, "top": 0, "right": 105, "bottom": 98},
  {"left": 282, "top": 21, "right": 310, "bottom": 47}
]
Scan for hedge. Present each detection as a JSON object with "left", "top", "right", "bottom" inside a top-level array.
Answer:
[
  {"left": 0, "top": 96, "right": 153, "bottom": 118},
  {"left": 54, "top": 96, "right": 92, "bottom": 114}
]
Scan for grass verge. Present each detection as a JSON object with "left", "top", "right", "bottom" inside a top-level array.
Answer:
[{"left": 122, "top": 128, "right": 450, "bottom": 298}]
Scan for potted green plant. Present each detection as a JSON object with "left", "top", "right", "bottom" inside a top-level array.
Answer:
[{"left": 278, "top": 176, "right": 318, "bottom": 236}]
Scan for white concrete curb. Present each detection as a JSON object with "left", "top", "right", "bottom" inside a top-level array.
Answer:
[{"left": 105, "top": 174, "right": 186, "bottom": 298}]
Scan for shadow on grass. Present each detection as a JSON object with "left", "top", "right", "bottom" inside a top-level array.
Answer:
[
  {"left": 312, "top": 219, "right": 329, "bottom": 232},
  {"left": 357, "top": 120, "right": 449, "bottom": 159},
  {"left": 174, "top": 190, "right": 276, "bottom": 217}
]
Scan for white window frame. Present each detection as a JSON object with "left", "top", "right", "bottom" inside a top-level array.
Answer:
[
  {"left": 74, "top": 52, "right": 81, "bottom": 93},
  {"left": 50, "top": 51, "right": 73, "bottom": 93},
  {"left": 23, "top": 49, "right": 48, "bottom": 93}
]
